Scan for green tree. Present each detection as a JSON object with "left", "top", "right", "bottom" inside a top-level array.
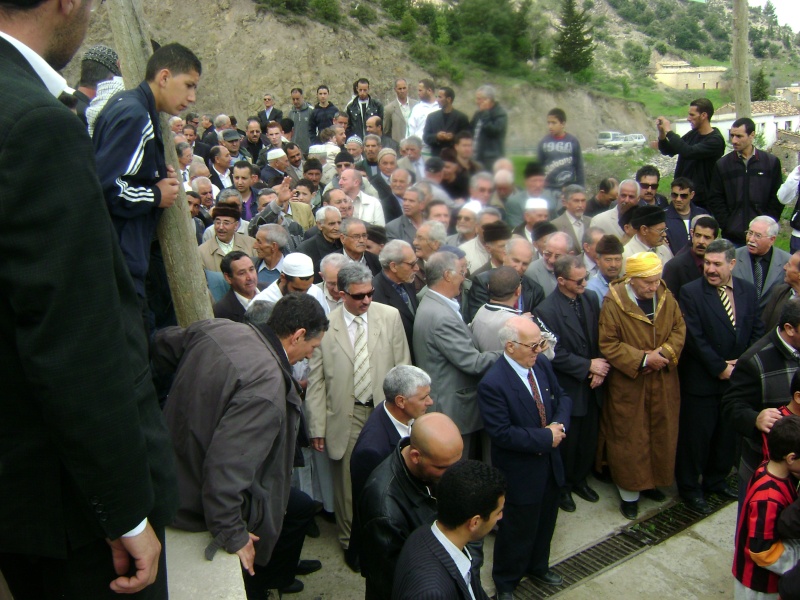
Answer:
[
  {"left": 751, "top": 67, "right": 770, "bottom": 101},
  {"left": 552, "top": 0, "right": 594, "bottom": 73}
]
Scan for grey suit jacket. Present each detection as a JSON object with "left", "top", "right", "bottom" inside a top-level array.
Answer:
[
  {"left": 412, "top": 291, "right": 500, "bottom": 434},
  {"left": 383, "top": 98, "right": 417, "bottom": 144},
  {"left": 385, "top": 214, "right": 417, "bottom": 244},
  {"left": 525, "top": 259, "right": 558, "bottom": 296},
  {"left": 732, "top": 246, "right": 791, "bottom": 311},
  {"left": 551, "top": 212, "right": 592, "bottom": 252}
]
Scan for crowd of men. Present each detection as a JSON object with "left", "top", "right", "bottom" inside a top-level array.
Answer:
[{"left": 5, "top": 5, "right": 800, "bottom": 598}]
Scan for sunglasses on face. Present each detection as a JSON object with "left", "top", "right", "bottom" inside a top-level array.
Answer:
[
  {"left": 345, "top": 289, "right": 375, "bottom": 300},
  {"left": 640, "top": 183, "right": 659, "bottom": 190},
  {"left": 671, "top": 192, "right": 691, "bottom": 199}
]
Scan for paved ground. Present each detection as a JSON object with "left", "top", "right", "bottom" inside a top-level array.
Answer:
[{"left": 236, "top": 475, "right": 739, "bottom": 600}]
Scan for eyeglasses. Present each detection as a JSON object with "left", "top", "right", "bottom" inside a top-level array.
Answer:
[
  {"left": 345, "top": 233, "right": 368, "bottom": 240},
  {"left": 295, "top": 275, "right": 313, "bottom": 281},
  {"left": 345, "top": 289, "right": 375, "bottom": 300},
  {"left": 400, "top": 259, "right": 419, "bottom": 267},
  {"left": 647, "top": 226, "right": 668, "bottom": 235},
  {"left": 456, "top": 216, "right": 474, "bottom": 222},
  {"left": 745, "top": 230, "right": 770, "bottom": 240},
  {"left": 639, "top": 183, "right": 659, "bottom": 190},
  {"left": 511, "top": 339, "right": 549, "bottom": 352},
  {"left": 562, "top": 276, "right": 588, "bottom": 284},
  {"left": 670, "top": 192, "right": 691, "bottom": 199}
]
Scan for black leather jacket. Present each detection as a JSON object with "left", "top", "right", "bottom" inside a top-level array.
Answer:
[{"left": 358, "top": 439, "right": 437, "bottom": 600}]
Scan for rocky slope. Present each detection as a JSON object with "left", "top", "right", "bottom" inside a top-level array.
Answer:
[{"left": 65, "top": 0, "right": 655, "bottom": 152}]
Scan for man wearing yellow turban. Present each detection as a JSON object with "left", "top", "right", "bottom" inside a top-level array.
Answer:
[{"left": 596, "top": 252, "right": 686, "bottom": 520}]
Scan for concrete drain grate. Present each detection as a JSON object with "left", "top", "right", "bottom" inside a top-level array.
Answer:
[{"left": 511, "top": 486, "right": 736, "bottom": 599}]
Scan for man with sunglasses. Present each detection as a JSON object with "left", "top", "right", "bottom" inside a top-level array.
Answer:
[
  {"left": 478, "top": 316, "right": 572, "bottom": 597},
  {"left": 307, "top": 263, "right": 410, "bottom": 571},
  {"left": 635, "top": 165, "right": 668, "bottom": 209},
  {"left": 534, "top": 256, "right": 607, "bottom": 514},
  {"left": 664, "top": 177, "right": 709, "bottom": 255}
]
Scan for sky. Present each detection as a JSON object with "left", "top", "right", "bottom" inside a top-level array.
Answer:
[{"left": 747, "top": 0, "right": 800, "bottom": 32}]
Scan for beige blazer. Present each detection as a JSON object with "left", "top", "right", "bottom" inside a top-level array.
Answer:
[
  {"left": 198, "top": 232, "right": 255, "bottom": 272},
  {"left": 289, "top": 200, "right": 315, "bottom": 231},
  {"left": 306, "top": 302, "right": 410, "bottom": 460}
]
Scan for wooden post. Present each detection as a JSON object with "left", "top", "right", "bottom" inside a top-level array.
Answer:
[
  {"left": 731, "top": 0, "right": 751, "bottom": 118},
  {"left": 106, "top": 0, "right": 213, "bottom": 326}
]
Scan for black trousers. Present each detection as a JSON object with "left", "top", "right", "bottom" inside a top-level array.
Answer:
[
  {"left": 493, "top": 475, "right": 559, "bottom": 593},
  {"left": 241, "top": 487, "right": 316, "bottom": 598},
  {"left": 561, "top": 400, "right": 599, "bottom": 491},
  {"left": 675, "top": 392, "right": 736, "bottom": 499},
  {"left": 0, "top": 524, "right": 168, "bottom": 600}
]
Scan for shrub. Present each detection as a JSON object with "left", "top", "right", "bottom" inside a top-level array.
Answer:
[{"left": 352, "top": 3, "right": 377, "bottom": 25}]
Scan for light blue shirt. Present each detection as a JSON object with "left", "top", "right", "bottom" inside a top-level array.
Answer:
[
  {"left": 585, "top": 274, "right": 610, "bottom": 301},
  {"left": 503, "top": 353, "right": 541, "bottom": 398},
  {"left": 428, "top": 289, "right": 462, "bottom": 320}
]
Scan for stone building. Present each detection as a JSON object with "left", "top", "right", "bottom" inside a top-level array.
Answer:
[{"left": 649, "top": 61, "right": 728, "bottom": 91}]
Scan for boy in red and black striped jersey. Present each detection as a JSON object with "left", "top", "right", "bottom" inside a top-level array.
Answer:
[
  {"left": 734, "top": 415, "right": 800, "bottom": 599},
  {"left": 760, "top": 371, "right": 800, "bottom": 464}
]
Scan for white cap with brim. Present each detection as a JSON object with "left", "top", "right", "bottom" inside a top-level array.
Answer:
[
  {"left": 267, "top": 148, "right": 287, "bottom": 161},
  {"left": 460, "top": 200, "right": 483, "bottom": 215},
  {"left": 281, "top": 253, "right": 314, "bottom": 277}
]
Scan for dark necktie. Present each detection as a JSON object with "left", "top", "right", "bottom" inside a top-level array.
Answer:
[
  {"left": 569, "top": 297, "right": 586, "bottom": 325},
  {"left": 718, "top": 286, "right": 735, "bottom": 327},
  {"left": 526, "top": 369, "right": 547, "bottom": 427},
  {"left": 754, "top": 257, "right": 764, "bottom": 299},
  {"left": 394, "top": 283, "right": 414, "bottom": 315}
]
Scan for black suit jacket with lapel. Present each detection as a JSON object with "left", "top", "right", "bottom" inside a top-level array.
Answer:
[
  {"left": 466, "top": 271, "right": 546, "bottom": 323},
  {"left": 0, "top": 37, "right": 177, "bottom": 558},
  {"left": 393, "top": 525, "right": 489, "bottom": 600},
  {"left": 534, "top": 289, "right": 602, "bottom": 416},
  {"left": 678, "top": 276, "right": 765, "bottom": 395},
  {"left": 350, "top": 402, "right": 402, "bottom": 506},
  {"left": 213, "top": 288, "right": 246, "bottom": 322},
  {"left": 664, "top": 203, "right": 709, "bottom": 255},
  {"left": 370, "top": 173, "right": 403, "bottom": 223},
  {"left": 662, "top": 245, "right": 703, "bottom": 301},
  {"left": 372, "top": 272, "right": 418, "bottom": 357},
  {"left": 193, "top": 140, "right": 211, "bottom": 162}
]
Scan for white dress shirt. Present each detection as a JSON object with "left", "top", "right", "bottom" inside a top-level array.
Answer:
[{"left": 430, "top": 522, "right": 476, "bottom": 600}]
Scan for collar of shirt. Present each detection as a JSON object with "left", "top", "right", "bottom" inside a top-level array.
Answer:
[
  {"left": 234, "top": 290, "right": 253, "bottom": 309},
  {"left": 216, "top": 237, "right": 234, "bottom": 255},
  {"left": 430, "top": 522, "right": 474, "bottom": 599},
  {"left": 428, "top": 289, "right": 462, "bottom": 318},
  {"left": 322, "top": 284, "right": 341, "bottom": 305},
  {"left": 343, "top": 249, "right": 366, "bottom": 264},
  {"left": 776, "top": 326, "right": 800, "bottom": 359},
  {"left": 570, "top": 214, "right": 583, "bottom": 228},
  {"left": 584, "top": 254, "right": 597, "bottom": 272},
  {"left": 384, "top": 402, "right": 412, "bottom": 438},
  {"left": 259, "top": 255, "right": 284, "bottom": 273},
  {"left": 0, "top": 32, "right": 69, "bottom": 98},
  {"left": 503, "top": 353, "right": 537, "bottom": 396},
  {"left": 484, "top": 302, "right": 520, "bottom": 314},
  {"left": 343, "top": 306, "right": 368, "bottom": 330}
]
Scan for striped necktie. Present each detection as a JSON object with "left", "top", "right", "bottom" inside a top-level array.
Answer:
[
  {"left": 353, "top": 316, "right": 372, "bottom": 403},
  {"left": 718, "top": 286, "right": 735, "bottom": 327},
  {"left": 753, "top": 257, "right": 764, "bottom": 300}
]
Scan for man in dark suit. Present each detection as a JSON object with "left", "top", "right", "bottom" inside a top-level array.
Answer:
[
  {"left": 182, "top": 123, "right": 211, "bottom": 162},
  {"left": 393, "top": 460, "right": 505, "bottom": 600},
  {"left": 341, "top": 218, "right": 381, "bottom": 275},
  {"left": 762, "top": 251, "right": 800, "bottom": 330},
  {"left": 662, "top": 215, "right": 719, "bottom": 300},
  {"left": 422, "top": 86, "right": 471, "bottom": 157},
  {"left": 372, "top": 240, "right": 420, "bottom": 353},
  {"left": 478, "top": 316, "right": 572, "bottom": 598},
  {"left": 0, "top": 3, "right": 177, "bottom": 597},
  {"left": 664, "top": 176, "right": 709, "bottom": 255},
  {"left": 296, "top": 205, "right": 344, "bottom": 283},
  {"left": 534, "top": 256, "right": 607, "bottom": 513},
  {"left": 467, "top": 238, "right": 545, "bottom": 323},
  {"left": 213, "top": 252, "right": 258, "bottom": 323},
  {"left": 208, "top": 145, "right": 233, "bottom": 191},
  {"left": 256, "top": 92, "right": 283, "bottom": 131},
  {"left": 677, "top": 239, "right": 764, "bottom": 514}
]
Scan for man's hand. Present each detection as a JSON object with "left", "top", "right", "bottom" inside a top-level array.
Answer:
[
  {"left": 756, "top": 408, "right": 784, "bottom": 434},
  {"left": 235, "top": 532, "right": 261, "bottom": 576},
  {"left": 311, "top": 437, "right": 325, "bottom": 452},
  {"left": 156, "top": 166, "right": 180, "bottom": 209},
  {"left": 589, "top": 358, "right": 610, "bottom": 377},
  {"left": 718, "top": 364, "right": 735, "bottom": 380},
  {"left": 107, "top": 522, "right": 161, "bottom": 594},
  {"left": 589, "top": 373, "right": 605, "bottom": 389},
  {"left": 276, "top": 177, "right": 293, "bottom": 206},
  {"left": 656, "top": 116, "right": 671, "bottom": 139},
  {"left": 644, "top": 349, "right": 670, "bottom": 371},
  {"left": 547, "top": 423, "right": 566, "bottom": 448}
]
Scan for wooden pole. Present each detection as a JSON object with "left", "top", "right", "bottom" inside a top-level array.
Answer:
[
  {"left": 731, "top": 0, "right": 751, "bottom": 118},
  {"left": 106, "top": 0, "right": 213, "bottom": 326}
]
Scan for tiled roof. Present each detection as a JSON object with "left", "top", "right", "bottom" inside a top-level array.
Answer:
[{"left": 716, "top": 100, "right": 800, "bottom": 117}]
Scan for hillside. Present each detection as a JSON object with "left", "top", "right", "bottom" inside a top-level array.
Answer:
[{"left": 66, "top": 0, "right": 797, "bottom": 152}]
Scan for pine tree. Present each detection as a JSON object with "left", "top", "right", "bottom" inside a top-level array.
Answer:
[
  {"left": 553, "top": 0, "right": 595, "bottom": 73},
  {"left": 751, "top": 67, "right": 770, "bottom": 101}
]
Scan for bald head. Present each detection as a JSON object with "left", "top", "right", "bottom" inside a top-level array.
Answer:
[{"left": 406, "top": 413, "right": 463, "bottom": 484}]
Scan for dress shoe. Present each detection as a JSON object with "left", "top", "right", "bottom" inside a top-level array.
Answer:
[
  {"left": 573, "top": 482, "right": 600, "bottom": 503},
  {"left": 684, "top": 497, "right": 713, "bottom": 515},
  {"left": 279, "top": 579, "right": 303, "bottom": 594},
  {"left": 306, "top": 518, "right": 320, "bottom": 538},
  {"left": 620, "top": 500, "right": 638, "bottom": 520},
  {"left": 709, "top": 485, "right": 738, "bottom": 499},
  {"left": 559, "top": 490, "right": 577, "bottom": 512},
  {"left": 496, "top": 592, "right": 514, "bottom": 600},
  {"left": 640, "top": 488, "right": 666, "bottom": 502},
  {"left": 296, "top": 559, "right": 322, "bottom": 576},
  {"left": 529, "top": 569, "right": 564, "bottom": 586},
  {"left": 344, "top": 548, "right": 360, "bottom": 573}
]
